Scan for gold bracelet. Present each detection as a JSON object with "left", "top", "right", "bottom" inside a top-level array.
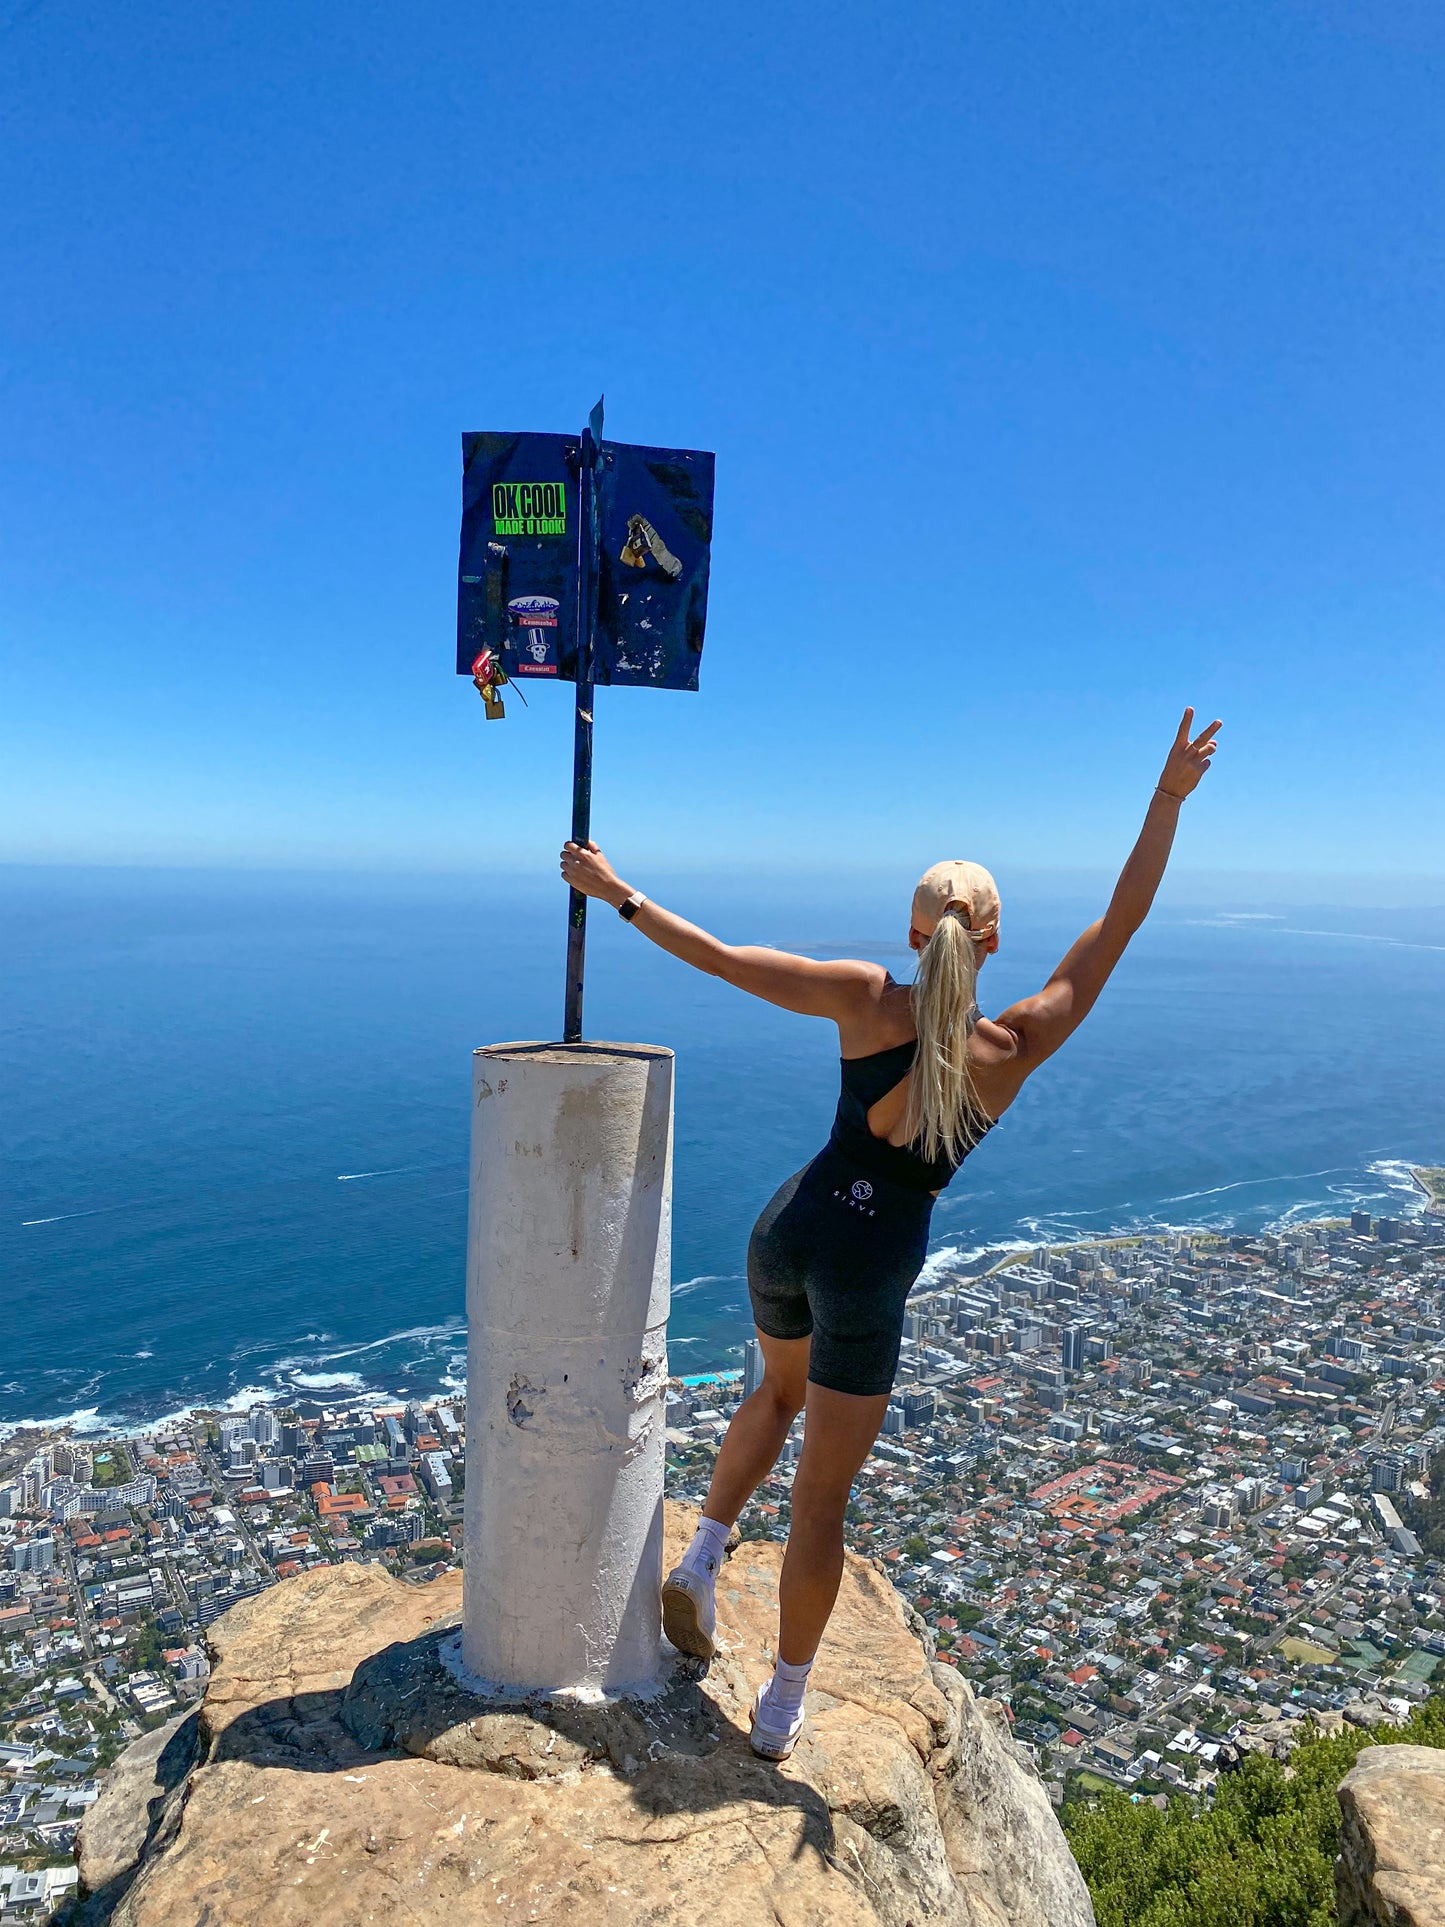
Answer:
[{"left": 1154, "top": 786, "right": 1185, "bottom": 803}]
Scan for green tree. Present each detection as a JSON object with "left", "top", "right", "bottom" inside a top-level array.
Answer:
[{"left": 1064, "top": 1698, "right": 1445, "bottom": 1927}]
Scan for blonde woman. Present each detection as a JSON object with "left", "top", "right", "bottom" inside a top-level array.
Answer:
[{"left": 560, "top": 706, "right": 1220, "bottom": 1758}]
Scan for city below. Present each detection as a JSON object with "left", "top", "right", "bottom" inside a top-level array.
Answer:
[{"left": 3, "top": 1174, "right": 1445, "bottom": 1917}]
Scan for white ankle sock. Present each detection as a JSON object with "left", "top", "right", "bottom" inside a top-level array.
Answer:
[
  {"left": 762, "top": 1654, "right": 812, "bottom": 1720},
  {"left": 679, "top": 1516, "right": 730, "bottom": 1583}
]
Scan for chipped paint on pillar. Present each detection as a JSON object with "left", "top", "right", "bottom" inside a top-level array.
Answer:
[{"left": 462, "top": 1041, "right": 673, "bottom": 1695}]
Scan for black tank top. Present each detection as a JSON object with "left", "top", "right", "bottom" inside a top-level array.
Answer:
[{"left": 828, "top": 1039, "right": 991, "bottom": 1194}]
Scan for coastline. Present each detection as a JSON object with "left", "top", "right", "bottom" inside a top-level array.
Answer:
[{"left": 3, "top": 1165, "right": 1436, "bottom": 1442}]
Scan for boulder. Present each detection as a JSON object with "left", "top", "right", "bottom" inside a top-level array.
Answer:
[
  {"left": 1344, "top": 1697, "right": 1401, "bottom": 1734},
  {"left": 73, "top": 1709, "right": 199, "bottom": 1923},
  {"left": 1337, "top": 1744, "right": 1445, "bottom": 1926},
  {"left": 81, "top": 1508, "right": 1094, "bottom": 1927}
]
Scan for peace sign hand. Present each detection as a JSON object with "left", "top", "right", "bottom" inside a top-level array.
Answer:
[{"left": 1157, "top": 707, "right": 1222, "bottom": 801}]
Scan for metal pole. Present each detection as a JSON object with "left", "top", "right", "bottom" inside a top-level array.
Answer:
[
  {"left": 563, "top": 678, "right": 593, "bottom": 1043},
  {"left": 563, "top": 398, "right": 604, "bottom": 1044}
]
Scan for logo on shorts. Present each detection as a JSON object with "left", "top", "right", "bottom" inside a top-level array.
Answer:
[{"left": 834, "top": 1180, "right": 876, "bottom": 1217}]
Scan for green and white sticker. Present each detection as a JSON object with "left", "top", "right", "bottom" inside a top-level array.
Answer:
[{"left": 492, "top": 481, "right": 567, "bottom": 537}]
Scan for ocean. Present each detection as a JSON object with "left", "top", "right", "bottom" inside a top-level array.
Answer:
[{"left": 3, "top": 864, "right": 1444, "bottom": 1433}]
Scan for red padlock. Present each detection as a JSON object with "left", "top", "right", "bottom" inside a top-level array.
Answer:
[{"left": 471, "top": 648, "right": 506, "bottom": 720}]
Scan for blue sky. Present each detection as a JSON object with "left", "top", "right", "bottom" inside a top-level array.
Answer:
[{"left": 2, "top": 1, "right": 1442, "bottom": 881}]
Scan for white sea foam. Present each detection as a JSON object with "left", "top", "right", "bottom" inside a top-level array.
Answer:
[
  {"left": 289, "top": 1370, "right": 367, "bottom": 1391},
  {"left": 269, "top": 1320, "right": 465, "bottom": 1371},
  {"left": 1160, "top": 1166, "right": 1346, "bottom": 1206},
  {"left": 0, "top": 1382, "right": 286, "bottom": 1443},
  {"left": 1185, "top": 914, "right": 1283, "bottom": 928},
  {"left": 1368, "top": 1158, "right": 1432, "bottom": 1216},
  {"left": 1186, "top": 913, "right": 1445, "bottom": 951},
  {"left": 672, "top": 1273, "right": 744, "bottom": 1299},
  {"left": 0, "top": 1406, "right": 106, "bottom": 1443},
  {"left": 914, "top": 1234, "right": 1040, "bottom": 1288},
  {"left": 1279, "top": 928, "right": 1445, "bottom": 953}
]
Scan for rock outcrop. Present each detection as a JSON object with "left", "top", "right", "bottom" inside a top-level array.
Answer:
[
  {"left": 79, "top": 1505, "right": 1094, "bottom": 1926},
  {"left": 1337, "top": 1744, "right": 1445, "bottom": 1927},
  {"left": 72, "top": 1708, "right": 199, "bottom": 1923}
]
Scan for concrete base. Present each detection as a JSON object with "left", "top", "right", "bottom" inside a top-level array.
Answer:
[{"left": 463, "top": 1042, "right": 674, "bottom": 1696}]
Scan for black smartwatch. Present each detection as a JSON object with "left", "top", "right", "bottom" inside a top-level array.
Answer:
[{"left": 618, "top": 893, "right": 646, "bottom": 922}]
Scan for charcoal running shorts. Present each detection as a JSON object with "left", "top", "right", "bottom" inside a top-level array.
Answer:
[{"left": 746, "top": 1144, "right": 935, "bottom": 1397}]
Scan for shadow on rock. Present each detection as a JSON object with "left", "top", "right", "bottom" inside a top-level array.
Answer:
[
  {"left": 207, "top": 1619, "right": 839, "bottom": 1852},
  {"left": 70, "top": 1709, "right": 200, "bottom": 1926}
]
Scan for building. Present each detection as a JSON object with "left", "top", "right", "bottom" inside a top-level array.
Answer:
[
  {"left": 1371, "top": 1456, "right": 1405, "bottom": 1494},
  {"left": 742, "top": 1338, "right": 764, "bottom": 1401},
  {"left": 1062, "top": 1325, "right": 1087, "bottom": 1373},
  {"left": 420, "top": 1453, "right": 454, "bottom": 1504},
  {"left": 900, "top": 1388, "right": 936, "bottom": 1429},
  {"left": 249, "top": 1409, "right": 280, "bottom": 1449}
]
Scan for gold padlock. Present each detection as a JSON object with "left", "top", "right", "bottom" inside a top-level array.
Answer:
[{"left": 484, "top": 695, "right": 505, "bottom": 720}]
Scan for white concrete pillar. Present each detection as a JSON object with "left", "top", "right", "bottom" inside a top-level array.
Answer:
[{"left": 461, "top": 1042, "right": 673, "bottom": 1695}]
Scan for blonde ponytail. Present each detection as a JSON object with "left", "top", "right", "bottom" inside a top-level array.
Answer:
[{"left": 903, "top": 910, "right": 991, "bottom": 1164}]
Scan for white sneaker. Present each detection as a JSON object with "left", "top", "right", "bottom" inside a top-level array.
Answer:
[
  {"left": 662, "top": 1565, "right": 718, "bottom": 1660},
  {"left": 749, "top": 1684, "right": 806, "bottom": 1761}
]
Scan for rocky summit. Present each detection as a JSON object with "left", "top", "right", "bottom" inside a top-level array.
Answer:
[
  {"left": 1336, "top": 1744, "right": 1445, "bottom": 1927},
  {"left": 77, "top": 1504, "right": 1094, "bottom": 1926}
]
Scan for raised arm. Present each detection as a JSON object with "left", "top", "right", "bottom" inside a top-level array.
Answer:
[
  {"left": 995, "top": 709, "right": 1221, "bottom": 1068},
  {"left": 559, "top": 840, "right": 884, "bottom": 1021}
]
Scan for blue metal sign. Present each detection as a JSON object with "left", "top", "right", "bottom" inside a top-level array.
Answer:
[
  {"left": 455, "top": 402, "right": 715, "bottom": 1042},
  {"left": 457, "top": 429, "right": 714, "bottom": 689}
]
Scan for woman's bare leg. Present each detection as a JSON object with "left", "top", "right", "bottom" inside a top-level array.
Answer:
[
  {"left": 700, "top": 1330, "right": 810, "bottom": 1528},
  {"left": 777, "top": 1381, "right": 890, "bottom": 1665}
]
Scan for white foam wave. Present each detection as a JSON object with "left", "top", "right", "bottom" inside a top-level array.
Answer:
[
  {"left": 1283, "top": 927, "right": 1445, "bottom": 953},
  {"left": 1160, "top": 1167, "right": 1346, "bottom": 1206},
  {"left": 0, "top": 1381, "right": 282, "bottom": 1442},
  {"left": 0, "top": 1406, "right": 106, "bottom": 1443},
  {"left": 915, "top": 1235, "right": 1040, "bottom": 1288},
  {"left": 1367, "top": 1159, "right": 1432, "bottom": 1216},
  {"left": 289, "top": 1371, "right": 367, "bottom": 1391},
  {"left": 672, "top": 1273, "right": 744, "bottom": 1299},
  {"left": 268, "top": 1320, "right": 465, "bottom": 1372},
  {"left": 213, "top": 1385, "right": 285, "bottom": 1414}
]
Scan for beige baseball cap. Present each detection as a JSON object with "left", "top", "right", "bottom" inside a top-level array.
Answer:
[{"left": 912, "top": 860, "right": 1001, "bottom": 939}]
